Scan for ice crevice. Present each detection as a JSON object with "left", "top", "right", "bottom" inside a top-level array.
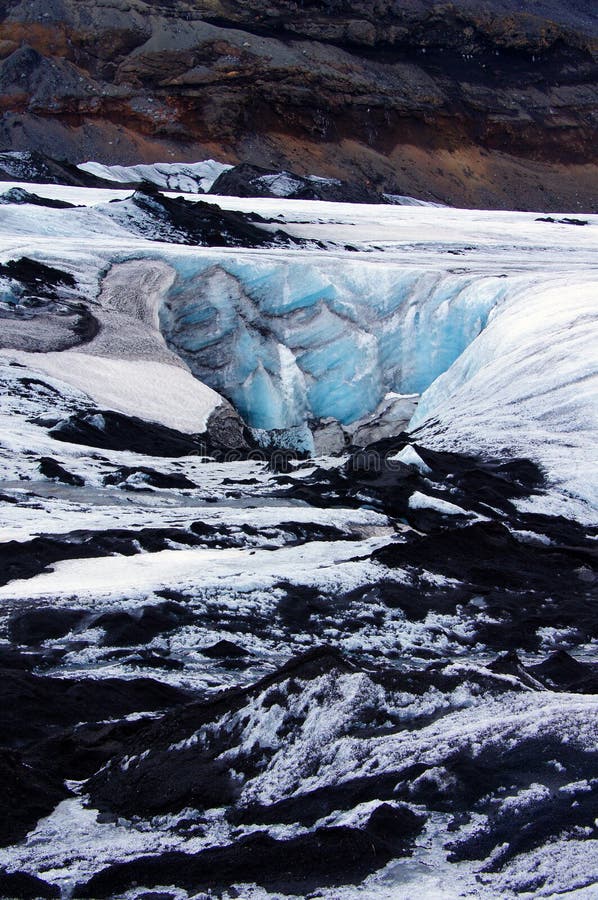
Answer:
[
  {"left": 151, "top": 254, "right": 597, "bottom": 519},
  {"left": 154, "top": 256, "right": 517, "bottom": 448}
]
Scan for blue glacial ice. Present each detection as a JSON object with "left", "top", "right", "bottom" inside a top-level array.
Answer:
[{"left": 159, "top": 256, "right": 513, "bottom": 438}]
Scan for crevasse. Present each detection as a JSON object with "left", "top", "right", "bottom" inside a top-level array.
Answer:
[{"left": 159, "top": 256, "right": 515, "bottom": 435}]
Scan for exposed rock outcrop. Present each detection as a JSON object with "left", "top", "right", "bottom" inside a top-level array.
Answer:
[
  {"left": 209, "top": 162, "right": 383, "bottom": 203},
  {"left": 0, "top": 0, "right": 595, "bottom": 209}
]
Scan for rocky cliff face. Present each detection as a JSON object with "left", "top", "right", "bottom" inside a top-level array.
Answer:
[{"left": 0, "top": 0, "right": 596, "bottom": 209}]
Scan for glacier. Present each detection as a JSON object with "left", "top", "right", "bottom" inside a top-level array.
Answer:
[
  {"left": 0, "top": 179, "right": 596, "bottom": 511},
  {"left": 411, "top": 276, "right": 598, "bottom": 522},
  {"left": 0, "top": 169, "right": 597, "bottom": 900}
]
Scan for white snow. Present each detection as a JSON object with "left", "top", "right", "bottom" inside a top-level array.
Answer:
[
  {"left": 0, "top": 351, "right": 223, "bottom": 433},
  {"left": 241, "top": 687, "right": 598, "bottom": 810},
  {"left": 389, "top": 445, "right": 432, "bottom": 473},
  {"left": 411, "top": 277, "right": 598, "bottom": 523},
  {"left": 0, "top": 536, "right": 390, "bottom": 602},
  {"left": 1, "top": 175, "right": 597, "bottom": 900},
  {"left": 0, "top": 180, "right": 597, "bottom": 521},
  {"left": 384, "top": 193, "right": 446, "bottom": 207},
  {"left": 408, "top": 491, "right": 468, "bottom": 516},
  {"left": 0, "top": 797, "right": 185, "bottom": 892},
  {"left": 78, "top": 158, "right": 233, "bottom": 192},
  {"left": 255, "top": 173, "right": 304, "bottom": 196},
  {"left": 481, "top": 835, "right": 598, "bottom": 897}
]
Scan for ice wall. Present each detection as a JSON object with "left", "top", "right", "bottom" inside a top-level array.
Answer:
[
  {"left": 411, "top": 276, "right": 598, "bottom": 522},
  {"left": 159, "top": 256, "right": 516, "bottom": 437}
]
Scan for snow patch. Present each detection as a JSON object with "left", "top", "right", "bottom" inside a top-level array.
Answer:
[
  {"left": 78, "top": 159, "right": 233, "bottom": 193},
  {"left": 0, "top": 351, "right": 223, "bottom": 433},
  {"left": 408, "top": 491, "right": 467, "bottom": 516}
]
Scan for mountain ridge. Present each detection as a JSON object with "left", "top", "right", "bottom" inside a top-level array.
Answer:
[{"left": 0, "top": 0, "right": 596, "bottom": 209}]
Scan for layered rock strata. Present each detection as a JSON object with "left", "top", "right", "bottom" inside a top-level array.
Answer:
[{"left": 0, "top": 0, "right": 596, "bottom": 209}]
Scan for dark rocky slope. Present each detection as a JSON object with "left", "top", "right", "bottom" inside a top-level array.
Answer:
[
  {"left": 0, "top": 0, "right": 596, "bottom": 210},
  {"left": 0, "top": 371, "right": 596, "bottom": 896}
]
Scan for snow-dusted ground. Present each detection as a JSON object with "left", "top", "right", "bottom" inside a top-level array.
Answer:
[
  {"left": 0, "top": 172, "right": 597, "bottom": 899},
  {"left": 2, "top": 179, "right": 597, "bottom": 261}
]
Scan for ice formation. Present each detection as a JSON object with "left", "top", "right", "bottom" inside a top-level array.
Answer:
[
  {"left": 412, "top": 277, "right": 598, "bottom": 521},
  {"left": 160, "top": 261, "right": 512, "bottom": 437},
  {"left": 0, "top": 178, "right": 596, "bottom": 505},
  {"left": 77, "top": 159, "right": 232, "bottom": 193}
]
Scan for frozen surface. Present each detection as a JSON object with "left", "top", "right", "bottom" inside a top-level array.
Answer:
[
  {"left": 159, "top": 259, "right": 516, "bottom": 433},
  {"left": 408, "top": 490, "right": 468, "bottom": 516},
  {"left": 1, "top": 181, "right": 596, "bottom": 514},
  {"left": 1, "top": 351, "right": 222, "bottom": 434},
  {"left": 0, "top": 177, "right": 597, "bottom": 898},
  {"left": 0, "top": 537, "right": 389, "bottom": 604},
  {"left": 384, "top": 192, "right": 446, "bottom": 207},
  {"left": 78, "top": 159, "right": 233, "bottom": 193},
  {"left": 411, "top": 277, "right": 598, "bottom": 523}
]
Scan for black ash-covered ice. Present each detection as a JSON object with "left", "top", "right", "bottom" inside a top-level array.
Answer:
[{"left": 0, "top": 172, "right": 596, "bottom": 899}]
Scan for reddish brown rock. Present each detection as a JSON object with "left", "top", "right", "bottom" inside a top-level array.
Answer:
[{"left": 0, "top": 0, "right": 596, "bottom": 209}]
